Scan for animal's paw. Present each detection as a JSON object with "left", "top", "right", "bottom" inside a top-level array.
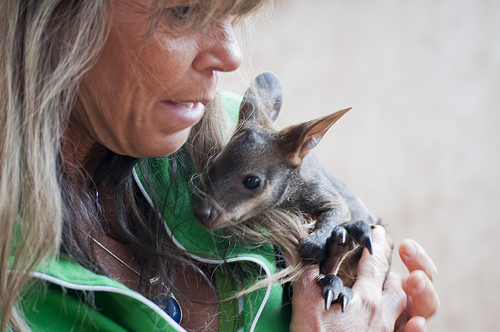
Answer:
[
  {"left": 297, "top": 228, "right": 331, "bottom": 264},
  {"left": 298, "top": 220, "right": 374, "bottom": 265},
  {"left": 320, "top": 220, "right": 373, "bottom": 274},
  {"left": 329, "top": 220, "right": 373, "bottom": 257},
  {"left": 315, "top": 220, "right": 373, "bottom": 312},
  {"left": 317, "top": 274, "right": 353, "bottom": 312}
]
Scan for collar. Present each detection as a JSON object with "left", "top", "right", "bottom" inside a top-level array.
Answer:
[{"left": 132, "top": 158, "right": 277, "bottom": 332}]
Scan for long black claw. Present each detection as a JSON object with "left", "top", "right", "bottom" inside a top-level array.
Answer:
[
  {"left": 344, "top": 220, "right": 374, "bottom": 255},
  {"left": 325, "top": 289, "right": 333, "bottom": 311},
  {"left": 318, "top": 274, "right": 354, "bottom": 312},
  {"left": 338, "top": 288, "right": 353, "bottom": 313},
  {"left": 364, "top": 234, "right": 373, "bottom": 255},
  {"left": 341, "top": 295, "right": 348, "bottom": 312},
  {"left": 318, "top": 274, "right": 343, "bottom": 311},
  {"left": 332, "top": 225, "right": 347, "bottom": 244}
]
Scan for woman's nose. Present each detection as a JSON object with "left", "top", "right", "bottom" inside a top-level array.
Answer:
[{"left": 192, "top": 20, "right": 243, "bottom": 73}]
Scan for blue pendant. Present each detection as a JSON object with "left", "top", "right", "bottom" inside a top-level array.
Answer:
[{"left": 155, "top": 293, "right": 182, "bottom": 324}]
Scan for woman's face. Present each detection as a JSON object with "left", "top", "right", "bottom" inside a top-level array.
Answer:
[{"left": 76, "top": 1, "right": 243, "bottom": 158}]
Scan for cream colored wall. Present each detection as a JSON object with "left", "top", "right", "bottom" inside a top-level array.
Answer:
[{"left": 228, "top": 0, "right": 500, "bottom": 330}]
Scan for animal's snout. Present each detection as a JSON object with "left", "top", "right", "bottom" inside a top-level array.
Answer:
[
  {"left": 194, "top": 199, "right": 217, "bottom": 227},
  {"left": 194, "top": 199, "right": 226, "bottom": 229},
  {"left": 194, "top": 199, "right": 232, "bottom": 229}
]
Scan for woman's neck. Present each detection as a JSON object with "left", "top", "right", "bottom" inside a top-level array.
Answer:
[{"left": 61, "top": 119, "right": 109, "bottom": 180}]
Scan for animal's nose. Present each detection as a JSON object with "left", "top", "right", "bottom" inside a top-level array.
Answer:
[{"left": 194, "top": 200, "right": 213, "bottom": 225}]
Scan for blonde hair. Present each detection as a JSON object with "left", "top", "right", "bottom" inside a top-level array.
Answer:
[
  {"left": 1, "top": 1, "right": 108, "bottom": 330},
  {"left": 0, "top": 0, "right": 269, "bottom": 331}
]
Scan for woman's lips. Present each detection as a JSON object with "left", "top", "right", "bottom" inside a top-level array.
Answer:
[{"left": 158, "top": 100, "right": 206, "bottom": 127}]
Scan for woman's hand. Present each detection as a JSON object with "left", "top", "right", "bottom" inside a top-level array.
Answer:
[
  {"left": 289, "top": 226, "right": 439, "bottom": 331},
  {"left": 290, "top": 226, "right": 405, "bottom": 331},
  {"left": 395, "top": 239, "right": 440, "bottom": 332}
]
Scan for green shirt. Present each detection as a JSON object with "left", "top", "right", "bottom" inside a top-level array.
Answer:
[{"left": 21, "top": 95, "right": 292, "bottom": 332}]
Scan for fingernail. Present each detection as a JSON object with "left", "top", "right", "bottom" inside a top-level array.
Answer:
[{"left": 403, "top": 239, "right": 417, "bottom": 257}]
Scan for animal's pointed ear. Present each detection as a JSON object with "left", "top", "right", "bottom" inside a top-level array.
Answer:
[
  {"left": 279, "top": 108, "right": 351, "bottom": 165},
  {"left": 238, "top": 72, "right": 283, "bottom": 126}
]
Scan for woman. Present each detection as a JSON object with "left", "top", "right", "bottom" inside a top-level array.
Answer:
[{"left": 0, "top": 0, "right": 438, "bottom": 331}]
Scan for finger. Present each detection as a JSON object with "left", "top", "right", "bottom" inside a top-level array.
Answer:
[
  {"left": 404, "top": 316, "right": 427, "bottom": 332},
  {"left": 289, "top": 264, "right": 328, "bottom": 331},
  {"left": 291, "top": 263, "right": 322, "bottom": 302},
  {"left": 405, "top": 270, "right": 440, "bottom": 318},
  {"left": 355, "top": 225, "right": 392, "bottom": 289},
  {"left": 382, "top": 272, "right": 407, "bottom": 324},
  {"left": 399, "top": 239, "right": 438, "bottom": 281}
]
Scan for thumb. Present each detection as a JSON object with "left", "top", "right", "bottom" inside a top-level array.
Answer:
[
  {"left": 354, "top": 225, "right": 392, "bottom": 293},
  {"left": 291, "top": 263, "right": 321, "bottom": 299}
]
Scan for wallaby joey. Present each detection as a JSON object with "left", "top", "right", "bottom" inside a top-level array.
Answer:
[{"left": 194, "top": 72, "right": 375, "bottom": 312}]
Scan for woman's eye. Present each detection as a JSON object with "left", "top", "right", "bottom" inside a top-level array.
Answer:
[
  {"left": 166, "top": 4, "right": 200, "bottom": 29},
  {"left": 171, "top": 6, "right": 191, "bottom": 20},
  {"left": 243, "top": 176, "right": 261, "bottom": 190}
]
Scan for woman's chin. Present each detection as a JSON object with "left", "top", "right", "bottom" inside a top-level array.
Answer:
[{"left": 133, "top": 128, "right": 193, "bottom": 158}]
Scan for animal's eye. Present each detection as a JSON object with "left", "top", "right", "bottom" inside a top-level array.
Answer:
[{"left": 243, "top": 176, "right": 261, "bottom": 190}]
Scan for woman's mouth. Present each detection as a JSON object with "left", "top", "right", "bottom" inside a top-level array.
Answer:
[
  {"left": 160, "top": 100, "right": 205, "bottom": 112},
  {"left": 157, "top": 100, "right": 206, "bottom": 128},
  {"left": 178, "top": 102, "right": 195, "bottom": 110}
]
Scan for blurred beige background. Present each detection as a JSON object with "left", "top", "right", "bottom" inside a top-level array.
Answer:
[{"left": 224, "top": 0, "right": 500, "bottom": 331}]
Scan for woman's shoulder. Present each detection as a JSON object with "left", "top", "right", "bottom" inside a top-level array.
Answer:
[{"left": 23, "top": 257, "right": 183, "bottom": 331}]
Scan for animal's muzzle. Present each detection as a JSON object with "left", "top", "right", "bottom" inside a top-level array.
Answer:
[{"left": 194, "top": 199, "right": 219, "bottom": 228}]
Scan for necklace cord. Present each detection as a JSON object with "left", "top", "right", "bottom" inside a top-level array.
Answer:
[{"left": 75, "top": 226, "right": 183, "bottom": 324}]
